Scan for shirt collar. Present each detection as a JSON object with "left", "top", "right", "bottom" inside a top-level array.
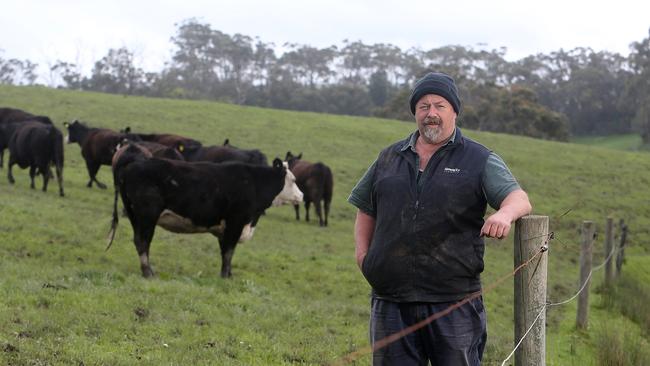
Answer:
[{"left": 400, "top": 128, "right": 457, "bottom": 153}]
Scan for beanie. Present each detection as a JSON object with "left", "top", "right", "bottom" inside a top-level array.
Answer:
[{"left": 408, "top": 72, "right": 461, "bottom": 115}]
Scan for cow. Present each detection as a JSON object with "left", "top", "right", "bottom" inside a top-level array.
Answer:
[
  {"left": 186, "top": 144, "right": 268, "bottom": 166},
  {"left": 107, "top": 154, "right": 303, "bottom": 278},
  {"left": 64, "top": 120, "right": 139, "bottom": 189},
  {"left": 0, "top": 107, "right": 52, "bottom": 168},
  {"left": 7, "top": 121, "right": 64, "bottom": 196},
  {"left": 285, "top": 151, "right": 333, "bottom": 227},
  {"left": 120, "top": 127, "right": 202, "bottom": 160},
  {"left": 115, "top": 140, "right": 185, "bottom": 162}
]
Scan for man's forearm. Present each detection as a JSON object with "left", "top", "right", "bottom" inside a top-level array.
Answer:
[{"left": 354, "top": 210, "right": 376, "bottom": 269}]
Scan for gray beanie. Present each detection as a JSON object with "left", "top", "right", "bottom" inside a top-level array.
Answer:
[{"left": 409, "top": 72, "right": 461, "bottom": 115}]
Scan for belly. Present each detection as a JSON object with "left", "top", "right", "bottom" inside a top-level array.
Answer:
[{"left": 156, "top": 209, "right": 255, "bottom": 242}]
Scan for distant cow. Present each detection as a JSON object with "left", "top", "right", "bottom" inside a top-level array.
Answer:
[
  {"left": 285, "top": 151, "right": 333, "bottom": 227},
  {"left": 187, "top": 144, "right": 268, "bottom": 166},
  {"left": 115, "top": 140, "right": 185, "bottom": 162},
  {"left": 7, "top": 121, "right": 64, "bottom": 196},
  {"left": 121, "top": 127, "right": 202, "bottom": 160},
  {"left": 0, "top": 108, "right": 52, "bottom": 168},
  {"left": 65, "top": 120, "right": 138, "bottom": 189},
  {"left": 107, "top": 155, "right": 303, "bottom": 278}
]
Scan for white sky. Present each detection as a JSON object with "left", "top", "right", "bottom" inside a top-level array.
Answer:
[{"left": 2, "top": 0, "right": 649, "bottom": 84}]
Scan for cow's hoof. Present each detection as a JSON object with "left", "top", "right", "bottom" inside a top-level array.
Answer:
[
  {"left": 97, "top": 183, "right": 107, "bottom": 190},
  {"left": 142, "top": 268, "right": 155, "bottom": 278}
]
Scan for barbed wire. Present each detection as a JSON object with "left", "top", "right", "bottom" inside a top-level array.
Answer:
[
  {"left": 499, "top": 228, "right": 621, "bottom": 365},
  {"left": 331, "top": 232, "right": 553, "bottom": 366}
]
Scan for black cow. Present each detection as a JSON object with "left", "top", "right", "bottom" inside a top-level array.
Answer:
[
  {"left": 187, "top": 144, "right": 268, "bottom": 166},
  {"left": 64, "top": 120, "right": 138, "bottom": 189},
  {"left": 0, "top": 108, "right": 52, "bottom": 168},
  {"left": 120, "top": 127, "right": 202, "bottom": 160},
  {"left": 7, "top": 121, "right": 64, "bottom": 196},
  {"left": 107, "top": 154, "right": 303, "bottom": 278},
  {"left": 285, "top": 151, "right": 333, "bottom": 227}
]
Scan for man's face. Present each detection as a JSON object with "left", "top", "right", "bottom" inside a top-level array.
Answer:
[{"left": 414, "top": 94, "right": 457, "bottom": 145}]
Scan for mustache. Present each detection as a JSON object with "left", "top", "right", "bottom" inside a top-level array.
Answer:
[{"left": 424, "top": 116, "right": 442, "bottom": 124}]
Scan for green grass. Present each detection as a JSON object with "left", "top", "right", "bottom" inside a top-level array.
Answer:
[
  {"left": 572, "top": 134, "right": 644, "bottom": 151},
  {"left": 1, "top": 85, "right": 649, "bottom": 365}
]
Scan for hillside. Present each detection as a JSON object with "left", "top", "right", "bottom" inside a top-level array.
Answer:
[{"left": 1, "top": 85, "right": 648, "bottom": 365}]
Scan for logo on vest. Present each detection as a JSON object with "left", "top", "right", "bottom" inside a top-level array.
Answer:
[{"left": 443, "top": 167, "right": 461, "bottom": 174}]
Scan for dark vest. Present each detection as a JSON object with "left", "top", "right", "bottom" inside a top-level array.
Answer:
[{"left": 362, "top": 128, "right": 490, "bottom": 302}]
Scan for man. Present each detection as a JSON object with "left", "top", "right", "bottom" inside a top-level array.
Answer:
[{"left": 348, "top": 72, "right": 532, "bottom": 365}]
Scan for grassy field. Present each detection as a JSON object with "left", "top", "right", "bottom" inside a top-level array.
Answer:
[
  {"left": 1, "top": 85, "right": 649, "bottom": 365},
  {"left": 572, "top": 133, "right": 645, "bottom": 151}
]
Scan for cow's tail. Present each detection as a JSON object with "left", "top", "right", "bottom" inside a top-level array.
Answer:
[
  {"left": 312, "top": 163, "right": 333, "bottom": 202},
  {"left": 322, "top": 164, "right": 334, "bottom": 205}
]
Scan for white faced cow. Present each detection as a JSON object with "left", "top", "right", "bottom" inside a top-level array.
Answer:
[{"left": 107, "top": 146, "right": 303, "bottom": 278}]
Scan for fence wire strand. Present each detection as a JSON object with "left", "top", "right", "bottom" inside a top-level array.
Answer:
[{"left": 332, "top": 232, "right": 553, "bottom": 366}]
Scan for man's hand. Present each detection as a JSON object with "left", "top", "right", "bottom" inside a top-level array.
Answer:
[
  {"left": 481, "top": 189, "right": 532, "bottom": 239},
  {"left": 481, "top": 211, "right": 513, "bottom": 239}
]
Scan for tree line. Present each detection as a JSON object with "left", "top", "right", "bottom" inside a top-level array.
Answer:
[{"left": 2, "top": 19, "right": 650, "bottom": 144}]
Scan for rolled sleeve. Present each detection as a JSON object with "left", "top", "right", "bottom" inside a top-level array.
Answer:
[
  {"left": 347, "top": 160, "right": 377, "bottom": 217},
  {"left": 482, "top": 153, "right": 521, "bottom": 210}
]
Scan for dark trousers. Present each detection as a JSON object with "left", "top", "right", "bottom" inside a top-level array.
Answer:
[{"left": 369, "top": 297, "right": 487, "bottom": 366}]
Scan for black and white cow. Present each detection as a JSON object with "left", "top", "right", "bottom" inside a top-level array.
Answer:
[
  {"left": 107, "top": 152, "right": 303, "bottom": 278},
  {"left": 7, "top": 121, "right": 64, "bottom": 196}
]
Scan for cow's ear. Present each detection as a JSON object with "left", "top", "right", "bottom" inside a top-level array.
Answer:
[
  {"left": 124, "top": 127, "right": 131, "bottom": 133},
  {"left": 223, "top": 138, "right": 229, "bottom": 146},
  {"left": 297, "top": 153, "right": 303, "bottom": 159},
  {"left": 273, "top": 158, "right": 283, "bottom": 169}
]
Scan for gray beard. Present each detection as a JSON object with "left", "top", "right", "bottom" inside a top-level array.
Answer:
[{"left": 421, "top": 124, "right": 442, "bottom": 143}]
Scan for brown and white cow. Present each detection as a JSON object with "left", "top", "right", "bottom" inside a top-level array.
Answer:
[
  {"left": 7, "top": 121, "right": 64, "bottom": 196},
  {"left": 107, "top": 152, "right": 303, "bottom": 278},
  {"left": 285, "top": 151, "right": 334, "bottom": 227}
]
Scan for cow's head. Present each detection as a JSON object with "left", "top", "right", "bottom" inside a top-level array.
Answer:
[
  {"left": 284, "top": 151, "right": 303, "bottom": 169},
  {"left": 63, "top": 119, "right": 88, "bottom": 144},
  {"left": 272, "top": 158, "right": 303, "bottom": 206}
]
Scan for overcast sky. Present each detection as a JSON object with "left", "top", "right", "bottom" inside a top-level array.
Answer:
[{"left": 2, "top": 0, "right": 649, "bottom": 83}]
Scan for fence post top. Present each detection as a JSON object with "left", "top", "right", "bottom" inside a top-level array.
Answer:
[{"left": 519, "top": 215, "right": 549, "bottom": 221}]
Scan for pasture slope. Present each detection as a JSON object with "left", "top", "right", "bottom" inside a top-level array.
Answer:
[{"left": 1, "top": 85, "right": 649, "bottom": 365}]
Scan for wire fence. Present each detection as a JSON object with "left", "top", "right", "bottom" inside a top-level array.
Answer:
[{"left": 333, "top": 216, "right": 624, "bottom": 366}]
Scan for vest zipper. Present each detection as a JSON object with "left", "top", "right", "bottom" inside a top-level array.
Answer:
[{"left": 413, "top": 200, "right": 419, "bottom": 220}]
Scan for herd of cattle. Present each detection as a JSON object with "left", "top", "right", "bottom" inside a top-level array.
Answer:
[{"left": 0, "top": 107, "right": 334, "bottom": 278}]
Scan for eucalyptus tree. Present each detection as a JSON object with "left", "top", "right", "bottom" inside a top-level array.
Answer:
[
  {"left": 278, "top": 43, "right": 337, "bottom": 88},
  {"left": 627, "top": 28, "right": 650, "bottom": 144},
  {"left": 86, "top": 47, "right": 145, "bottom": 95},
  {"left": 0, "top": 54, "right": 38, "bottom": 85}
]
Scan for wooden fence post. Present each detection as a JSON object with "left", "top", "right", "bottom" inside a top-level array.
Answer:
[
  {"left": 615, "top": 219, "right": 627, "bottom": 277},
  {"left": 604, "top": 217, "right": 614, "bottom": 286},
  {"left": 514, "top": 215, "right": 549, "bottom": 366},
  {"left": 576, "top": 221, "right": 594, "bottom": 330}
]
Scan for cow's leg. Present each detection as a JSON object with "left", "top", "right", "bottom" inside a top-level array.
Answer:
[
  {"left": 219, "top": 221, "right": 245, "bottom": 278},
  {"left": 304, "top": 201, "right": 311, "bottom": 222},
  {"left": 55, "top": 164, "right": 64, "bottom": 197},
  {"left": 29, "top": 166, "right": 37, "bottom": 189},
  {"left": 40, "top": 165, "right": 50, "bottom": 192},
  {"left": 7, "top": 156, "right": 15, "bottom": 184},
  {"left": 293, "top": 204, "right": 300, "bottom": 221},
  {"left": 134, "top": 224, "right": 157, "bottom": 278},
  {"left": 324, "top": 199, "right": 331, "bottom": 227},
  {"left": 314, "top": 199, "right": 324, "bottom": 227},
  {"left": 86, "top": 161, "right": 107, "bottom": 189}
]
